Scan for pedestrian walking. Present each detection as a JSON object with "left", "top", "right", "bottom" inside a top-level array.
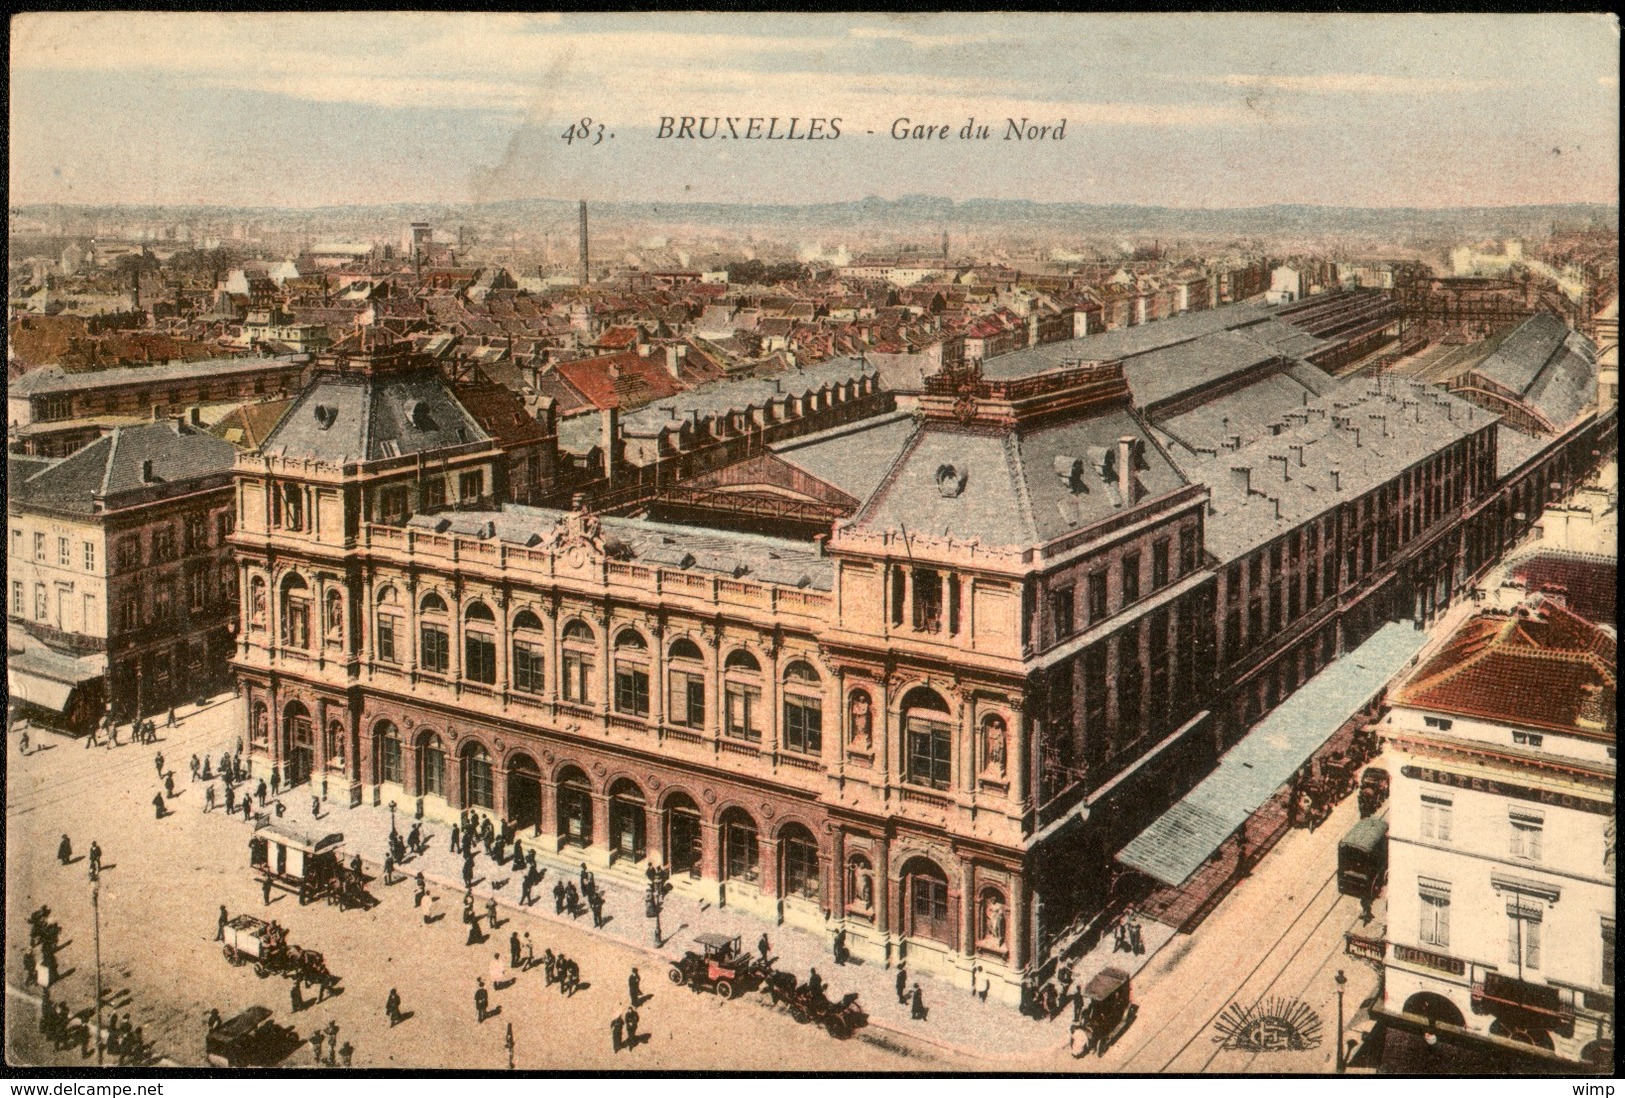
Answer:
[
  {"left": 217, "top": 905, "right": 229, "bottom": 941},
  {"left": 290, "top": 980, "right": 303, "bottom": 1014},
  {"left": 519, "top": 872, "right": 533, "bottom": 907},
  {"left": 628, "top": 968, "right": 642, "bottom": 1005},
  {"left": 833, "top": 927, "right": 848, "bottom": 965},
  {"left": 409, "top": 823, "right": 423, "bottom": 854},
  {"left": 566, "top": 958, "right": 580, "bottom": 996},
  {"left": 386, "top": 987, "right": 402, "bottom": 1027},
  {"left": 579, "top": 861, "right": 590, "bottom": 892},
  {"left": 414, "top": 872, "right": 427, "bottom": 907},
  {"left": 462, "top": 858, "right": 474, "bottom": 890},
  {"left": 511, "top": 837, "right": 524, "bottom": 868},
  {"left": 486, "top": 897, "right": 499, "bottom": 930},
  {"left": 910, "top": 983, "right": 928, "bottom": 1021},
  {"left": 623, "top": 1006, "right": 640, "bottom": 1046},
  {"left": 242, "top": 796, "right": 252, "bottom": 821},
  {"left": 589, "top": 891, "right": 604, "bottom": 929},
  {"left": 504, "top": 1022, "right": 515, "bottom": 1070},
  {"left": 325, "top": 1020, "right": 339, "bottom": 1065},
  {"left": 564, "top": 882, "right": 579, "bottom": 917},
  {"left": 190, "top": 755, "right": 200, "bottom": 781},
  {"left": 88, "top": 840, "right": 102, "bottom": 876},
  {"left": 57, "top": 834, "right": 72, "bottom": 866},
  {"left": 474, "top": 978, "right": 489, "bottom": 1023},
  {"left": 543, "top": 949, "right": 557, "bottom": 985},
  {"left": 155, "top": 751, "right": 165, "bottom": 777},
  {"left": 256, "top": 780, "right": 267, "bottom": 807},
  {"left": 339, "top": 1042, "right": 353, "bottom": 1068},
  {"left": 896, "top": 965, "right": 908, "bottom": 1005},
  {"left": 164, "top": 772, "right": 176, "bottom": 798},
  {"left": 522, "top": 932, "right": 535, "bottom": 971},
  {"left": 205, "top": 784, "right": 217, "bottom": 812},
  {"left": 490, "top": 951, "right": 507, "bottom": 988},
  {"left": 510, "top": 931, "right": 522, "bottom": 970},
  {"left": 271, "top": 765, "right": 280, "bottom": 795},
  {"left": 225, "top": 784, "right": 236, "bottom": 815},
  {"left": 450, "top": 824, "right": 461, "bottom": 854},
  {"left": 167, "top": 707, "right": 176, "bottom": 729},
  {"left": 554, "top": 880, "right": 566, "bottom": 914},
  {"left": 262, "top": 874, "right": 274, "bottom": 906},
  {"left": 610, "top": 1014, "right": 624, "bottom": 1053},
  {"left": 382, "top": 853, "right": 395, "bottom": 886},
  {"left": 311, "top": 795, "right": 321, "bottom": 818},
  {"left": 152, "top": 791, "right": 167, "bottom": 818},
  {"left": 758, "top": 933, "right": 771, "bottom": 964}
]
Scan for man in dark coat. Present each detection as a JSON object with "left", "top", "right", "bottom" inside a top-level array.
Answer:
[
  {"left": 474, "top": 978, "right": 489, "bottom": 1023},
  {"left": 57, "top": 835, "right": 72, "bottom": 865},
  {"left": 897, "top": 965, "right": 909, "bottom": 1004},
  {"left": 910, "top": 983, "right": 928, "bottom": 1021},
  {"left": 216, "top": 905, "right": 229, "bottom": 941},
  {"left": 385, "top": 987, "right": 403, "bottom": 1026},
  {"left": 510, "top": 931, "right": 523, "bottom": 969}
]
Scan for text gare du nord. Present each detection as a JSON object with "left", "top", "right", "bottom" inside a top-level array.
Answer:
[{"left": 654, "top": 116, "right": 1066, "bottom": 141}]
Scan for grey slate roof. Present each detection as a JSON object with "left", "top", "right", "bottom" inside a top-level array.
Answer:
[
  {"left": 15, "top": 421, "right": 237, "bottom": 513},
  {"left": 1185, "top": 377, "right": 1492, "bottom": 563},
  {"left": 1470, "top": 312, "right": 1597, "bottom": 431},
  {"left": 772, "top": 411, "right": 919, "bottom": 502},
  {"left": 979, "top": 301, "right": 1283, "bottom": 381},
  {"left": 261, "top": 369, "right": 489, "bottom": 464},
  {"left": 850, "top": 407, "right": 1188, "bottom": 548},
  {"left": 10, "top": 355, "right": 304, "bottom": 396},
  {"left": 1495, "top": 423, "right": 1547, "bottom": 480},
  {"left": 618, "top": 357, "right": 875, "bottom": 437},
  {"left": 1153, "top": 370, "right": 1330, "bottom": 456},
  {"left": 406, "top": 504, "right": 834, "bottom": 590}
]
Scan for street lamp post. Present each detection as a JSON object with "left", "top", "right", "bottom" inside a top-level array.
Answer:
[
  {"left": 389, "top": 800, "right": 398, "bottom": 838},
  {"left": 91, "top": 867, "right": 103, "bottom": 1067},
  {"left": 1335, "top": 968, "right": 1348, "bottom": 1074},
  {"left": 645, "top": 865, "right": 671, "bottom": 947}
]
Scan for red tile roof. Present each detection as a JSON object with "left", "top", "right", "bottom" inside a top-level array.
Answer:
[
  {"left": 1394, "top": 598, "right": 1615, "bottom": 740},
  {"left": 1510, "top": 551, "right": 1617, "bottom": 626}
]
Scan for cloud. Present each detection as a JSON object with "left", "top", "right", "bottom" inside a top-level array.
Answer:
[
  {"left": 846, "top": 24, "right": 1009, "bottom": 50},
  {"left": 1207, "top": 72, "right": 1512, "bottom": 95}
]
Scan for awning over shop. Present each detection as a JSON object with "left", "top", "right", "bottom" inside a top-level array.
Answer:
[
  {"left": 8, "top": 668, "right": 78, "bottom": 713},
  {"left": 1116, "top": 621, "right": 1429, "bottom": 888}
]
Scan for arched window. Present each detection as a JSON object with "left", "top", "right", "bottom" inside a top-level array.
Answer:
[
  {"left": 375, "top": 720, "right": 404, "bottom": 785},
  {"left": 461, "top": 742, "right": 494, "bottom": 809},
  {"left": 248, "top": 576, "right": 267, "bottom": 630},
  {"left": 612, "top": 629, "right": 651, "bottom": 717},
  {"left": 668, "top": 638, "right": 706, "bottom": 728},
  {"left": 846, "top": 854, "right": 875, "bottom": 914},
  {"left": 721, "top": 807, "right": 760, "bottom": 884},
  {"left": 419, "top": 591, "right": 449, "bottom": 674},
  {"left": 375, "top": 585, "right": 402, "bottom": 664},
  {"left": 279, "top": 574, "right": 310, "bottom": 649},
  {"left": 903, "top": 856, "right": 952, "bottom": 944},
  {"left": 324, "top": 720, "right": 346, "bottom": 771},
  {"left": 779, "top": 823, "right": 820, "bottom": 901},
  {"left": 557, "top": 766, "right": 593, "bottom": 847},
  {"left": 561, "top": 620, "right": 595, "bottom": 704},
  {"left": 417, "top": 732, "right": 446, "bottom": 798},
  {"left": 324, "top": 589, "right": 344, "bottom": 642},
  {"left": 608, "top": 778, "right": 647, "bottom": 861},
  {"left": 463, "top": 601, "right": 496, "bottom": 685},
  {"left": 901, "top": 687, "right": 952, "bottom": 790},
  {"left": 512, "top": 610, "right": 545, "bottom": 695},
  {"left": 724, "top": 649, "right": 763, "bottom": 742},
  {"left": 978, "top": 887, "right": 1008, "bottom": 949},
  {"left": 782, "top": 661, "right": 823, "bottom": 756}
]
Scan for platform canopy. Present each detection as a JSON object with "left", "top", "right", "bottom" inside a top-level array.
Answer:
[{"left": 1116, "top": 621, "right": 1428, "bottom": 888}]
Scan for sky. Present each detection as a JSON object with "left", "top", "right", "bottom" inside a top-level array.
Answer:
[{"left": 8, "top": 12, "right": 1620, "bottom": 210}]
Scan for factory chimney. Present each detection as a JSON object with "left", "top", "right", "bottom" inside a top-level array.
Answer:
[{"left": 579, "top": 200, "right": 590, "bottom": 287}]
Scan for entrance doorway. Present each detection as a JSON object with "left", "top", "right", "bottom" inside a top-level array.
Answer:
[
  {"left": 284, "top": 703, "right": 314, "bottom": 787},
  {"left": 665, "top": 793, "right": 702, "bottom": 878},
  {"left": 608, "top": 779, "right": 647, "bottom": 862},
  {"left": 507, "top": 755, "right": 542, "bottom": 832}
]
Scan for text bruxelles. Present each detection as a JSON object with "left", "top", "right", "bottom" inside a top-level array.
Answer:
[{"left": 657, "top": 116, "right": 842, "bottom": 140}]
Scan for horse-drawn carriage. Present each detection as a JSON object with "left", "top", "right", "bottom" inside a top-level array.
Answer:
[
  {"left": 762, "top": 970, "right": 868, "bottom": 1039},
  {"left": 1069, "top": 967, "right": 1135, "bottom": 1058},
  {"left": 221, "top": 914, "right": 339, "bottom": 995},
  {"left": 251, "top": 822, "right": 368, "bottom": 908}
]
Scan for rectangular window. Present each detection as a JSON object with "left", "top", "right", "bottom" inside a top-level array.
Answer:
[
  {"left": 1088, "top": 570, "right": 1109, "bottom": 623},
  {"left": 1508, "top": 812, "right": 1543, "bottom": 861},
  {"left": 1508, "top": 910, "right": 1542, "bottom": 970},
  {"left": 420, "top": 624, "right": 449, "bottom": 674},
  {"left": 458, "top": 470, "right": 485, "bottom": 502},
  {"left": 184, "top": 513, "right": 209, "bottom": 554},
  {"left": 1179, "top": 527, "right": 1198, "bottom": 576},
  {"left": 784, "top": 695, "right": 823, "bottom": 755},
  {"left": 34, "top": 532, "right": 45, "bottom": 562},
  {"left": 35, "top": 584, "right": 48, "bottom": 620},
  {"left": 10, "top": 529, "right": 20, "bottom": 558},
  {"left": 1419, "top": 891, "right": 1451, "bottom": 948},
  {"left": 563, "top": 652, "right": 593, "bottom": 703},
  {"left": 377, "top": 616, "right": 398, "bottom": 663},
  {"left": 189, "top": 568, "right": 209, "bottom": 611},
  {"left": 465, "top": 632, "right": 497, "bottom": 685},
  {"left": 1423, "top": 716, "right": 1454, "bottom": 731},
  {"left": 913, "top": 874, "right": 949, "bottom": 925},
  {"left": 57, "top": 537, "right": 70, "bottom": 566},
  {"left": 1512, "top": 731, "right": 1543, "bottom": 748},
  {"left": 1603, "top": 920, "right": 1615, "bottom": 989},
  {"left": 152, "top": 526, "right": 176, "bottom": 562},
  {"left": 116, "top": 538, "right": 140, "bottom": 571},
  {"left": 282, "top": 596, "right": 307, "bottom": 647},
  {"left": 11, "top": 581, "right": 22, "bottom": 616},
  {"left": 513, "top": 641, "right": 544, "bottom": 694},
  {"left": 614, "top": 664, "right": 650, "bottom": 716},
  {"left": 1420, "top": 795, "right": 1453, "bottom": 843},
  {"left": 379, "top": 485, "right": 411, "bottom": 524},
  {"left": 118, "top": 594, "right": 139, "bottom": 632},
  {"left": 1152, "top": 538, "right": 1170, "bottom": 590},
  {"left": 1227, "top": 563, "right": 1242, "bottom": 602},
  {"left": 912, "top": 568, "right": 943, "bottom": 632},
  {"left": 1249, "top": 553, "right": 1263, "bottom": 589},
  {"left": 1121, "top": 553, "right": 1141, "bottom": 605},
  {"left": 725, "top": 684, "right": 762, "bottom": 741},
  {"left": 669, "top": 670, "right": 705, "bottom": 727},
  {"left": 906, "top": 720, "right": 952, "bottom": 790},
  {"left": 83, "top": 541, "right": 96, "bottom": 571},
  {"left": 1050, "top": 586, "right": 1074, "bottom": 642},
  {"left": 422, "top": 476, "right": 446, "bottom": 511},
  {"left": 217, "top": 511, "right": 235, "bottom": 544}
]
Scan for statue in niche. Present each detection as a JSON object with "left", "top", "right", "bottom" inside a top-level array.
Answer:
[
  {"left": 982, "top": 715, "right": 1008, "bottom": 777},
  {"left": 981, "top": 892, "right": 1007, "bottom": 946},
  {"left": 848, "top": 690, "right": 874, "bottom": 750}
]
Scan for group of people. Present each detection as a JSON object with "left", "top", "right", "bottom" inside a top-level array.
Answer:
[
  {"left": 552, "top": 863, "right": 606, "bottom": 927},
  {"left": 1111, "top": 909, "right": 1146, "bottom": 955},
  {"left": 24, "top": 905, "right": 64, "bottom": 989},
  {"left": 307, "top": 1019, "right": 351, "bottom": 1067},
  {"left": 894, "top": 965, "right": 930, "bottom": 1021}
]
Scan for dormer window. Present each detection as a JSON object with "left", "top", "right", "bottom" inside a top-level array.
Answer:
[{"left": 935, "top": 463, "right": 968, "bottom": 498}]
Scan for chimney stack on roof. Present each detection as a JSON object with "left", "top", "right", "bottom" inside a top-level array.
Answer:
[
  {"left": 1329, "top": 468, "right": 1342, "bottom": 492},
  {"left": 1270, "top": 453, "right": 1291, "bottom": 481},
  {"left": 1289, "top": 442, "right": 1305, "bottom": 467},
  {"left": 1117, "top": 436, "right": 1136, "bottom": 504},
  {"left": 141, "top": 459, "right": 157, "bottom": 483},
  {"left": 1230, "top": 465, "right": 1251, "bottom": 496}
]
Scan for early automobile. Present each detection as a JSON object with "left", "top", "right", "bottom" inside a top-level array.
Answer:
[
  {"left": 762, "top": 970, "right": 869, "bottom": 1038},
  {"left": 667, "top": 933, "right": 764, "bottom": 999},
  {"left": 1338, "top": 815, "right": 1389, "bottom": 905},
  {"left": 1070, "top": 967, "right": 1135, "bottom": 1058},
  {"left": 204, "top": 1006, "right": 302, "bottom": 1068},
  {"left": 1358, "top": 766, "right": 1391, "bottom": 817}
]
